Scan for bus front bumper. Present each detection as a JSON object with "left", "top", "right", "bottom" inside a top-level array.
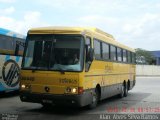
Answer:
[{"left": 20, "top": 91, "right": 93, "bottom": 107}]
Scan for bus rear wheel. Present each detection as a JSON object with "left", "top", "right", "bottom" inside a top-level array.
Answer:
[
  {"left": 124, "top": 84, "right": 128, "bottom": 97},
  {"left": 89, "top": 89, "right": 99, "bottom": 109}
]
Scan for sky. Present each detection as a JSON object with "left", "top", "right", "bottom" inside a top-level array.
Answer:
[{"left": 0, "top": 0, "right": 160, "bottom": 50}]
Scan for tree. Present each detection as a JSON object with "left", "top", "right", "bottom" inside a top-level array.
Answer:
[{"left": 135, "top": 48, "right": 155, "bottom": 65}]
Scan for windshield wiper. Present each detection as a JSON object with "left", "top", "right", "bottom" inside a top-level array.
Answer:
[
  {"left": 53, "top": 67, "right": 66, "bottom": 74},
  {"left": 58, "top": 68, "right": 65, "bottom": 74}
]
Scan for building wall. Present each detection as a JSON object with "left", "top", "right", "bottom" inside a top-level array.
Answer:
[
  {"left": 156, "top": 57, "right": 160, "bottom": 65},
  {"left": 136, "top": 65, "right": 160, "bottom": 76},
  {"left": 150, "top": 51, "right": 160, "bottom": 65}
]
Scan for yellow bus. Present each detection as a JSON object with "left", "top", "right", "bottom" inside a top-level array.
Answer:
[{"left": 20, "top": 27, "right": 136, "bottom": 108}]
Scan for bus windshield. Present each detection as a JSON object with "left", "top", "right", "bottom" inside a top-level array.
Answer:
[{"left": 22, "top": 34, "right": 84, "bottom": 72}]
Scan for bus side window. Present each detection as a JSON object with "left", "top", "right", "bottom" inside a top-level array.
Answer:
[
  {"left": 117, "top": 47, "right": 122, "bottom": 62},
  {"left": 0, "top": 35, "right": 13, "bottom": 55},
  {"left": 123, "top": 49, "right": 127, "bottom": 62},
  {"left": 110, "top": 45, "right": 116, "bottom": 61},
  {"left": 132, "top": 52, "right": 136, "bottom": 64}
]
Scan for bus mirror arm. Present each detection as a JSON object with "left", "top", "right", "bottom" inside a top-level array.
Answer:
[
  {"left": 14, "top": 41, "right": 25, "bottom": 56},
  {"left": 87, "top": 48, "right": 94, "bottom": 62}
]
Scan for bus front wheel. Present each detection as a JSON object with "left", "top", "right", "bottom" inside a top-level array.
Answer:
[{"left": 89, "top": 89, "right": 99, "bottom": 109}]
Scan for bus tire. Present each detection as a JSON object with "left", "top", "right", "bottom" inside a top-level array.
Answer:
[
  {"left": 124, "top": 83, "right": 128, "bottom": 97},
  {"left": 119, "top": 84, "right": 124, "bottom": 98},
  {"left": 88, "top": 89, "right": 99, "bottom": 109}
]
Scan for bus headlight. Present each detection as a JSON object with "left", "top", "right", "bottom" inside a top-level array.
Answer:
[
  {"left": 21, "top": 84, "right": 26, "bottom": 89},
  {"left": 72, "top": 88, "right": 77, "bottom": 93},
  {"left": 21, "top": 84, "right": 31, "bottom": 90},
  {"left": 65, "top": 87, "right": 77, "bottom": 94}
]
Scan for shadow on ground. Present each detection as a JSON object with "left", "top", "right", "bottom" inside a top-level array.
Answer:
[
  {"left": 0, "top": 90, "right": 19, "bottom": 98},
  {"left": 23, "top": 92, "right": 151, "bottom": 115}
]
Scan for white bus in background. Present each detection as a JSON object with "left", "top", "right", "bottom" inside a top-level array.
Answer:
[{"left": 0, "top": 28, "right": 25, "bottom": 93}]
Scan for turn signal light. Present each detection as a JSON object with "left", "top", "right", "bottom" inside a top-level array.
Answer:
[{"left": 78, "top": 87, "right": 84, "bottom": 94}]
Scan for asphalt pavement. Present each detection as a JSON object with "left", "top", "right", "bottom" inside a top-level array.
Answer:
[{"left": 0, "top": 77, "right": 160, "bottom": 120}]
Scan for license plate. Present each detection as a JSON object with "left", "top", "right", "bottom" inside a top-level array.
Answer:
[{"left": 42, "top": 99, "right": 52, "bottom": 104}]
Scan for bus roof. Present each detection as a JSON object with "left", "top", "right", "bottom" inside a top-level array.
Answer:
[
  {"left": 0, "top": 27, "right": 26, "bottom": 39},
  {"left": 28, "top": 26, "right": 135, "bottom": 52}
]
